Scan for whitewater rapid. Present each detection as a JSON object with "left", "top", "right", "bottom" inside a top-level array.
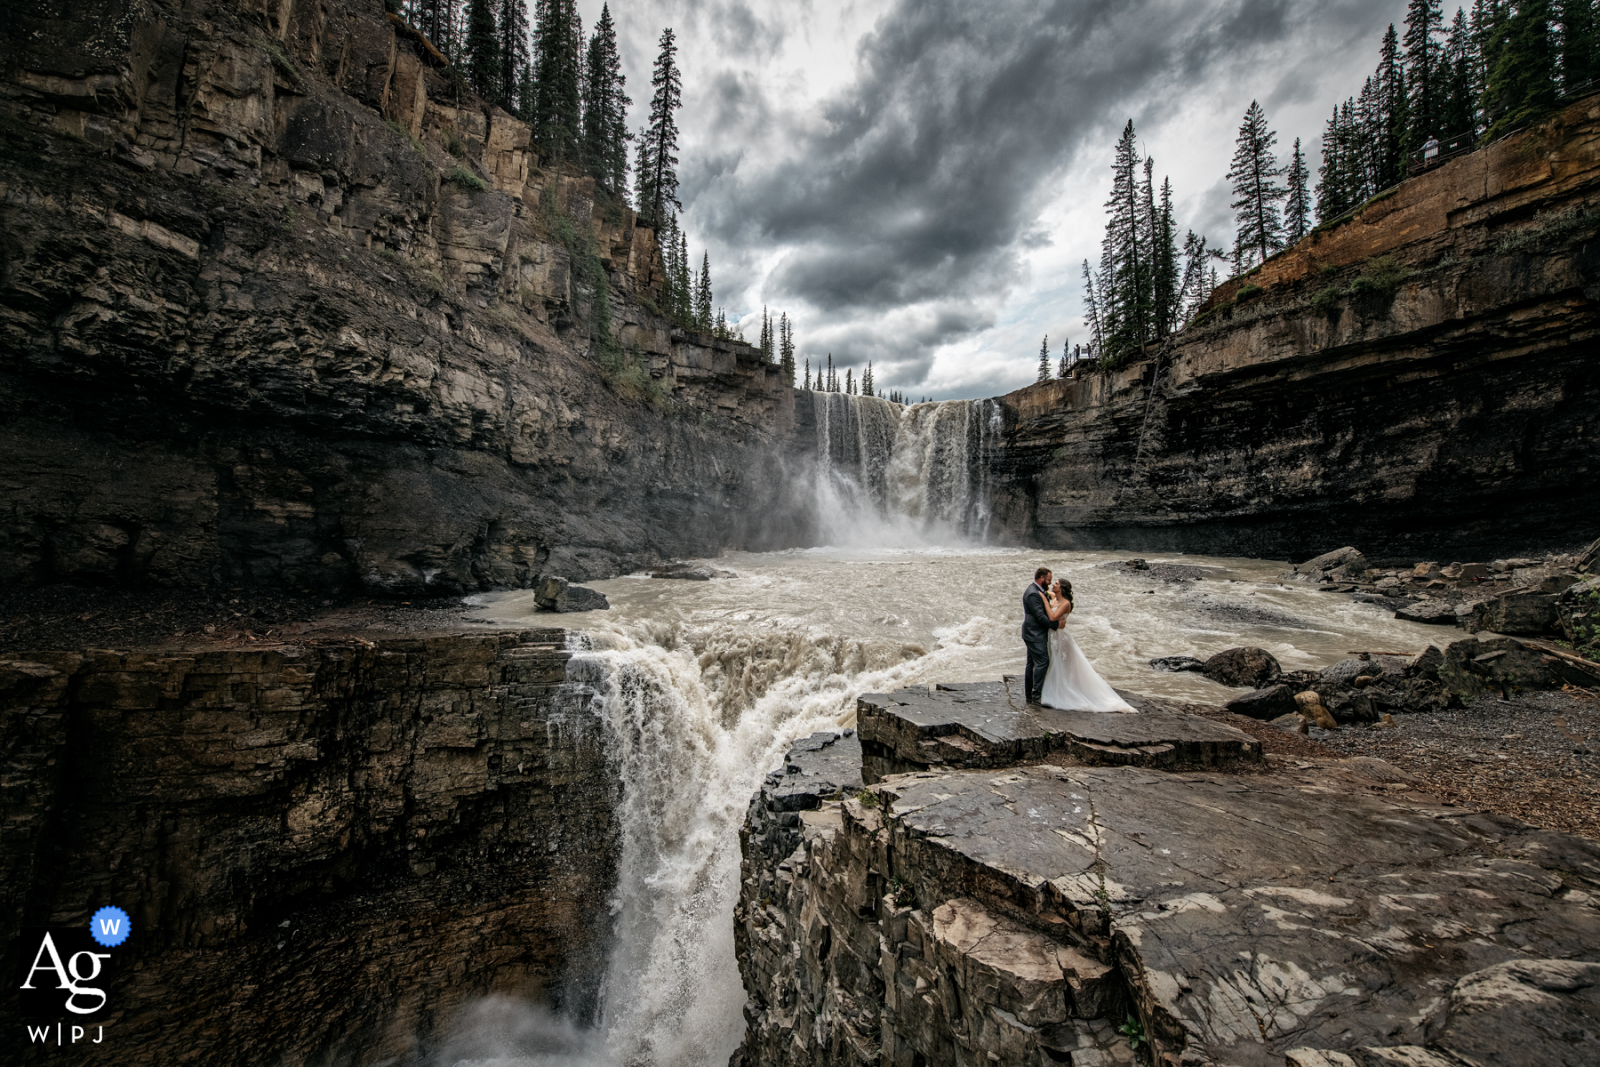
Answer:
[{"left": 434, "top": 544, "right": 1443, "bottom": 1066}]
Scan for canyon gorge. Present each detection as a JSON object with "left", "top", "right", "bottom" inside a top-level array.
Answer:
[{"left": 3, "top": 1, "right": 1599, "bottom": 1066}]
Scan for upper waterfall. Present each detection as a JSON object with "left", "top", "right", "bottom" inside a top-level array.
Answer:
[{"left": 811, "top": 392, "right": 1002, "bottom": 547}]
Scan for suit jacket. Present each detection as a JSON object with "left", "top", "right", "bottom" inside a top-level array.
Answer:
[{"left": 1021, "top": 581, "right": 1059, "bottom": 644}]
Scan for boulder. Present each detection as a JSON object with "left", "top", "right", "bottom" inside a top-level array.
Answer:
[
  {"left": 1149, "top": 655, "right": 1206, "bottom": 673},
  {"left": 1287, "top": 546, "right": 1368, "bottom": 582},
  {"left": 1408, "top": 645, "right": 1445, "bottom": 680},
  {"left": 1435, "top": 636, "right": 1584, "bottom": 698},
  {"left": 1294, "top": 691, "right": 1338, "bottom": 730},
  {"left": 1202, "top": 647, "right": 1282, "bottom": 688},
  {"left": 533, "top": 576, "right": 610, "bottom": 613},
  {"left": 1395, "top": 600, "right": 1460, "bottom": 624},
  {"left": 1320, "top": 656, "right": 1407, "bottom": 687},
  {"left": 1462, "top": 592, "right": 1559, "bottom": 635},
  {"left": 651, "top": 564, "right": 735, "bottom": 580},
  {"left": 1325, "top": 689, "right": 1377, "bottom": 723},
  {"left": 1224, "top": 684, "right": 1299, "bottom": 720},
  {"left": 1578, "top": 536, "right": 1600, "bottom": 573}
]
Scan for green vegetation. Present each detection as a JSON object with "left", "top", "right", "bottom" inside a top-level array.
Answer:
[
  {"left": 384, "top": 118, "right": 425, "bottom": 157},
  {"left": 1494, "top": 204, "right": 1600, "bottom": 254},
  {"left": 1118, "top": 1015, "right": 1146, "bottom": 1051},
  {"left": 444, "top": 165, "right": 489, "bottom": 191},
  {"left": 259, "top": 40, "right": 301, "bottom": 85},
  {"left": 855, "top": 789, "right": 880, "bottom": 810},
  {"left": 1234, "top": 283, "right": 1263, "bottom": 302},
  {"left": 446, "top": 131, "right": 467, "bottom": 158}
]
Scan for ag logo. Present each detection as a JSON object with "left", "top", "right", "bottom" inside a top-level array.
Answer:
[{"left": 18, "top": 907, "right": 129, "bottom": 1020}]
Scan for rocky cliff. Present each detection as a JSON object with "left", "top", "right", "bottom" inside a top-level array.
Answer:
[
  {"left": 0, "top": 0, "right": 804, "bottom": 598},
  {"left": 734, "top": 693, "right": 1600, "bottom": 1067},
  {"left": 0, "top": 630, "right": 611, "bottom": 1066},
  {"left": 992, "top": 92, "right": 1600, "bottom": 562}
]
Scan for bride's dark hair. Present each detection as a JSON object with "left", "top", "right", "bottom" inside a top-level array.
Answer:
[{"left": 1055, "top": 578, "right": 1073, "bottom": 603}]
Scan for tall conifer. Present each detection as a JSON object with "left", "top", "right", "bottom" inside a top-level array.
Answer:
[
  {"left": 1558, "top": 0, "right": 1600, "bottom": 88},
  {"left": 498, "top": 0, "right": 531, "bottom": 113},
  {"left": 464, "top": 0, "right": 500, "bottom": 99},
  {"left": 532, "top": 0, "right": 582, "bottom": 161},
  {"left": 581, "top": 6, "right": 631, "bottom": 195},
  {"left": 1405, "top": 0, "right": 1446, "bottom": 147},
  {"left": 1284, "top": 138, "right": 1311, "bottom": 244},
  {"left": 695, "top": 252, "right": 713, "bottom": 331},
  {"left": 1227, "top": 101, "right": 1285, "bottom": 271},
  {"left": 1485, "top": 0, "right": 1559, "bottom": 137},
  {"left": 779, "top": 314, "right": 796, "bottom": 385},
  {"left": 1037, "top": 336, "right": 1051, "bottom": 383},
  {"left": 1376, "top": 26, "right": 1410, "bottom": 185},
  {"left": 636, "top": 28, "right": 683, "bottom": 226}
]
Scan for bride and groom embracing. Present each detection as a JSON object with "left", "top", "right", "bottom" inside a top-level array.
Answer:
[{"left": 1021, "top": 566, "right": 1136, "bottom": 713}]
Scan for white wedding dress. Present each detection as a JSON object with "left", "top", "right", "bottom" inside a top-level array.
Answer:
[{"left": 1039, "top": 625, "right": 1138, "bottom": 713}]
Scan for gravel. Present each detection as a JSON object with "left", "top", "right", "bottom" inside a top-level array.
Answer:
[{"left": 1317, "top": 688, "right": 1600, "bottom": 840}]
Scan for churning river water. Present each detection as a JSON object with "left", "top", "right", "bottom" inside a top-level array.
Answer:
[{"left": 435, "top": 541, "right": 1442, "bottom": 1067}]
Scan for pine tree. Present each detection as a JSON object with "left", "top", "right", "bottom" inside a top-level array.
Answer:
[
  {"left": 1036, "top": 336, "right": 1051, "bottom": 383},
  {"left": 465, "top": 0, "right": 500, "bottom": 99},
  {"left": 1405, "top": 0, "right": 1446, "bottom": 148},
  {"left": 845, "top": 368, "right": 853, "bottom": 395},
  {"left": 779, "top": 313, "right": 796, "bottom": 385},
  {"left": 1558, "top": 0, "right": 1600, "bottom": 89},
  {"left": 1485, "top": 0, "right": 1559, "bottom": 137},
  {"left": 1227, "top": 101, "right": 1285, "bottom": 271},
  {"left": 676, "top": 228, "right": 690, "bottom": 321},
  {"left": 1057, "top": 337, "right": 1071, "bottom": 378},
  {"left": 1081, "top": 259, "right": 1104, "bottom": 354},
  {"left": 582, "top": 5, "right": 632, "bottom": 194},
  {"left": 715, "top": 308, "right": 727, "bottom": 339},
  {"left": 1443, "top": 8, "right": 1479, "bottom": 136},
  {"left": 532, "top": 0, "right": 582, "bottom": 162},
  {"left": 659, "top": 214, "right": 679, "bottom": 316},
  {"left": 1316, "top": 106, "right": 1349, "bottom": 221},
  {"left": 1375, "top": 25, "right": 1411, "bottom": 185},
  {"left": 695, "top": 252, "right": 712, "bottom": 331},
  {"left": 826, "top": 353, "right": 834, "bottom": 392},
  {"left": 636, "top": 28, "right": 683, "bottom": 226},
  {"left": 1284, "top": 138, "right": 1311, "bottom": 244},
  {"left": 803, "top": 358, "right": 810, "bottom": 390},
  {"left": 497, "top": 0, "right": 531, "bottom": 113},
  {"left": 1153, "top": 176, "right": 1181, "bottom": 338},
  {"left": 1178, "top": 231, "right": 1214, "bottom": 322},
  {"left": 862, "top": 362, "right": 874, "bottom": 395},
  {"left": 1098, "top": 120, "right": 1151, "bottom": 358}
]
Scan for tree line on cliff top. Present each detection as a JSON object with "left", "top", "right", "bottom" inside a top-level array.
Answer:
[
  {"left": 1063, "top": 0, "right": 1600, "bottom": 379},
  {"left": 398, "top": 1, "right": 802, "bottom": 383}
]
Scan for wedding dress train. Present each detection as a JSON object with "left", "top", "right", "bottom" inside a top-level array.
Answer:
[{"left": 1039, "top": 626, "right": 1138, "bottom": 713}]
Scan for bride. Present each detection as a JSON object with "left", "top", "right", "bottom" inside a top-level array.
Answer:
[{"left": 1039, "top": 579, "right": 1137, "bottom": 713}]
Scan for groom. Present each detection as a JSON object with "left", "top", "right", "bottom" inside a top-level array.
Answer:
[{"left": 1021, "top": 566, "right": 1059, "bottom": 705}]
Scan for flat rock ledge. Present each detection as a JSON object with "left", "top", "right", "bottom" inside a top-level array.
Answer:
[
  {"left": 732, "top": 687, "right": 1600, "bottom": 1067},
  {"left": 858, "top": 680, "right": 1261, "bottom": 781}
]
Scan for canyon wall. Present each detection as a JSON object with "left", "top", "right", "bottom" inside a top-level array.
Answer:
[
  {"left": 992, "top": 93, "right": 1600, "bottom": 562},
  {"left": 0, "top": 0, "right": 803, "bottom": 597},
  {"left": 0, "top": 630, "right": 608, "bottom": 1066}
]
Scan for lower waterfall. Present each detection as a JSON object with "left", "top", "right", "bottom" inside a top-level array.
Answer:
[{"left": 812, "top": 393, "right": 1002, "bottom": 546}]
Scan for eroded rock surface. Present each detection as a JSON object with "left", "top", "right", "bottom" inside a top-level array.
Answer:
[
  {"left": 1, "top": 630, "right": 612, "bottom": 1066},
  {"left": 734, "top": 688, "right": 1600, "bottom": 1067}
]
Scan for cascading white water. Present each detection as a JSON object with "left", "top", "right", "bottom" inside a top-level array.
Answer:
[
  {"left": 441, "top": 548, "right": 1447, "bottom": 1067},
  {"left": 812, "top": 393, "right": 1001, "bottom": 546}
]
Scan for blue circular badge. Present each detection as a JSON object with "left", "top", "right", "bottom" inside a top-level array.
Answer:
[{"left": 90, "top": 906, "right": 132, "bottom": 947}]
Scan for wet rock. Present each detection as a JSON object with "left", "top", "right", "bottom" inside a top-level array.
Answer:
[
  {"left": 1409, "top": 644, "right": 1445, "bottom": 680},
  {"left": 1148, "top": 655, "right": 1206, "bottom": 673},
  {"left": 1395, "top": 599, "right": 1460, "bottom": 624},
  {"left": 1201, "top": 646, "right": 1282, "bottom": 688},
  {"left": 1286, "top": 546, "right": 1369, "bottom": 582},
  {"left": 650, "top": 564, "right": 736, "bottom": 580},
  {"left": 1462, "top": 591, "right": 1560, "bottom": 635},
  {"left": 1295, "top": 690, "right": 1338, "bottom": 729},
  {"left": 1321, "top": 655, "right": 1408, "bottom": 687},
  {"left": 1224, "top": 683, "right": 1299, "bottom": 720},
  {"left": 533, "top": 576, "right": 609, "bottom": 612},
  {"left": 1436, "top": 636, "right": 1591, "bottom": 698}
]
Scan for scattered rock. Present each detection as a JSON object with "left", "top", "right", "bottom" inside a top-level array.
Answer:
[
  {"left": 1437, "top": 635, "right": 1594, "bottom": 698},
  {"left": 533, "top": 576, "right": 609, "bottom": 613},
  {"left": 1578, "top": 536, "right": 1600, "bottom": 573},
  {"left": 1202, "top": 646, "right": 1282, "bottom": 688},
  {"left": 1149, "top": 655, "right": 1206, "bottom": 673},
  {"left": 1409, "top": 645, "right": 1445, "bottom": 680},
  {"left": 1124, "top": 558, "right": 1150, "bottom": 570},
  {"left": 1224, "top": 683, "right": 1299, "bottom": 720}
]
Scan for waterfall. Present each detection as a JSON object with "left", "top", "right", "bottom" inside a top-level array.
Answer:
[{"left": 812, "top": 392, "right": 1002, "bottom": 546}]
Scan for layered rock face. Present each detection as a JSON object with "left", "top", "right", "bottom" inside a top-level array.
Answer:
[
  {"left": 734, "top": 691, "right": 1600, "bottom": 1067},
  {"left": 993, "top": 93, "right": 1600, "bottom": 562},
  {"left": 0, "top": 0, "right": 802, "bottom": 597},
  {"left": 0, "top": 631, "right": 613, "bottom": 1065}
]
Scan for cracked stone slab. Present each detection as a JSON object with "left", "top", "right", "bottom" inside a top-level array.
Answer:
[
  {"left": 869, "top": 764, "right": 1600, "bottom": 1067},
  {"left": 857, "top": 680, "right": 1260, "bottom": 781}
]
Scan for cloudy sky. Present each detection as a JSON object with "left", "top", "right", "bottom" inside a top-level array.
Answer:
[{"left": 576, "top": 0, "right": 1413, "bottom": 400}]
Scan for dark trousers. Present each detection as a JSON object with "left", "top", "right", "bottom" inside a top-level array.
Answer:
[{"left": 1023, "top": 634, "right": 1050, "bottom": 703}]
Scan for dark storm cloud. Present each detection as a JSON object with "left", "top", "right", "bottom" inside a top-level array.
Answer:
[{"left": 681, "top": 0, "right": 1400, "bottom": 382}]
